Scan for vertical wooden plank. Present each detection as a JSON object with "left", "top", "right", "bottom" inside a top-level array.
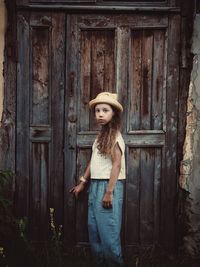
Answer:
[
  {"left": 50, "top": 13, "right": 65, "bottom": 226},
  {"left": 153, "top": 148, "right": 161, "bottom": 243},
  {"left": 30, "top": 142, "right": 49, "bottom": 240},
  {"left": 40, "top": 143, "right": 49, "bottom": 237},
  {"left": 140, "top": 148, "right": 154, "bottom": 243},
  {"left": 80, "top": 31, "right": 91, "bottom": 132},
  {"left": 91, "top": 31, "right": 105, "bottom": 94},
  {"left": 162, "top": 29, "right": 168, "bottom": 133},
  {"left": 161, "top": 14, "right": 180, "bottom": 250},
  {"left": 64, "top": 14, "right": 78, "bottom": 245},
  {"left": 31, "top": 27, "right": 49, "bottom": 125},
  {"left": 30, "top": 143, "right": 41, "bottom": 240},
  {"left": 90, "top": 31, "right": 100, "bottom": 130},
  {"left": 16, "top": 11, "right": 30, "bottom": 217},
  {"left": 125, "top": 148, "right": 140, "bottom": 244},
  {"left": 76, "top": 148, "right": 91, "bottom": 244},
  {"left": 104, "top": 30, "right": 115, "bottom": 92},
  {"left": 152, "top": 30, "right": 165, "bottom": 130},
  {"left": 141, "top": 30, "right": 153, "bottom": 130},
  {"left": 115, "top": 27, "right": 129, "bottom": 133},
  {"left": 129, "top": 30, "right": 142, "bottom": 131}
]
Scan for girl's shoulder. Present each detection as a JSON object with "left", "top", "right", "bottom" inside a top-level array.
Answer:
[
  {"left": 92, "top": 135, "right": 99, "bottom": 149},
  {"left": 116, "top": 131, "right": 125, "bottom": 144},
  {"left": 115, "top": 131, "right": 125, "bottom": 153},
  {"left": 116, "top": 131, "right": 124, "bottom": 140}
]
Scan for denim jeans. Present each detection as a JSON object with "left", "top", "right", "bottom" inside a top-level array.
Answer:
[{"left": 88, "top": 179, "right": 124, "bottom": 267}]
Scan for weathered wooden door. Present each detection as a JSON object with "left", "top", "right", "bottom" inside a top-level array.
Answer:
[
  {"left": 16, "top": 12, "right": 66, "bottom": 239},
  {"left": 16, "top": 11, "right": 180, "bottom": 249},
  {"left": 66, "top": 14, "right": 180, "bottom": 250}
]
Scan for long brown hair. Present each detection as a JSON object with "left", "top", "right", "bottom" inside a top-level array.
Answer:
[{"left": 96, "top": 106, "right": 122, "bottom": 156}]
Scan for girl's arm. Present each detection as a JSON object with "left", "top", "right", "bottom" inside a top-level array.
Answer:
[
  {"left": 81, "top": 160, "right": 91, "bottom": 182},
  {"left": 102, "top": 143, "right": 122, "bottom": 209},
  {"left": 70, "top": 161, "right": 91, "bottom": 198}
]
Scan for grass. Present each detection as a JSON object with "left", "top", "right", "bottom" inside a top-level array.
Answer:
[
  {"left": 1, "top": 235, "right": 200, "bottom": 267},
  {"left": 124, "top": 254, "right": 200, "bottom": 267},
  {"left": 1, "top": 170, "right": 200, "bottom": 267}
]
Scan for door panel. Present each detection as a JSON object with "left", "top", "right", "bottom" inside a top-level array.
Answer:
[
  {"left": 16, "top": 12, "right": 65, "bottom": 240},
  {"left": 126, "top": 147, "right": 161, "bottom": 244},
  {"left": 129, "top": 29, "right": 166, "bottom": 131},
  {"left": 80, "top": 30, "right": 115, "bottom": 131}
]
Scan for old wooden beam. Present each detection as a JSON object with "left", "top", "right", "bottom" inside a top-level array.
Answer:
[{"left": 16, "top": 5, "right": 181, "bottom": 13}]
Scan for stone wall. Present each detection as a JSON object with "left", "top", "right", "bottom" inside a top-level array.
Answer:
[{"left": 179, "top": 14, "right": 200, "bottom": 257}]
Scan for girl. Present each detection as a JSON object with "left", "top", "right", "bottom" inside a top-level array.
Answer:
[{"left": 70, "top": 92, "right": 126, "bottom": 267}]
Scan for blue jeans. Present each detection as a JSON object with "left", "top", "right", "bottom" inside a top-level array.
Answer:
[{"left": 88, "top": 179, "right": 124, "bottom": 267}]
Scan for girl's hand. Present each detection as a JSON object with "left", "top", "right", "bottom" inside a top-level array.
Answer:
[
  {"left": 70, "top": 182, "right": 85, "bottom": 198},
  {"left": 102, "top": 191, "right": 113, "bottom": 209}
]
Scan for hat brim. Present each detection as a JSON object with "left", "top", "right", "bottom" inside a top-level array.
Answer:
[{"left": 89, "top": 98, "right": 123, "bottom": 112}]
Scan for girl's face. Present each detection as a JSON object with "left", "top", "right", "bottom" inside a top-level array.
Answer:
[{"left": 95, "top": 103, "right": 114, "bottom": 126}]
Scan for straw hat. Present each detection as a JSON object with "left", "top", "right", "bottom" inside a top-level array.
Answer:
[{"left": 89, "top": 92, "right": 123, "bottom": 112}]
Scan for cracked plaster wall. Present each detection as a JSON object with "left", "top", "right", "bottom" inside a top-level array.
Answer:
[{"left": 179, "top": 14, "right": 200, "bottom": 256}]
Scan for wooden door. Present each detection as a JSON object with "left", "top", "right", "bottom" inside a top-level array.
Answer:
[
  {"left": 16, "top": 11, "right": 180, "bottom": 250},
  {"left": 16, "top": 12, "right": 65, "bottom": 239},
  {"left": 65, "top": 14, "right": 180, "bottom": 250}
]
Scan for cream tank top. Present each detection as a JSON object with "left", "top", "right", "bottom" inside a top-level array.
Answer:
[{"left": 90, "top": 132, "right": 126, "bottom": 180}]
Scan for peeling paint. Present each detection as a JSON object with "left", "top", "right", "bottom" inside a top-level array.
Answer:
[{"left": 179, "top": 14, "right": 200, "bottom": 256}]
